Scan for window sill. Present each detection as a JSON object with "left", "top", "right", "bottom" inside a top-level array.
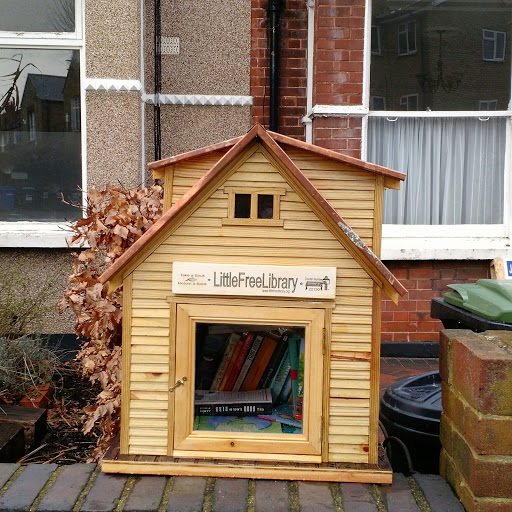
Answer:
[
  {"left": 221, "top": 218, "right": 284, "bottom": 227},
  {"left": 0, "top": 222, "right": 73, "bottom": 248}
]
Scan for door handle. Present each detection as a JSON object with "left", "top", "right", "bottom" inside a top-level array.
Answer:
[{"left": 169, "top": 376, "right": 187, "bottom": 393}]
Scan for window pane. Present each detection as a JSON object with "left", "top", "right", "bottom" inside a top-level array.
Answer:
[
  {"left": 371, "top": 1, "right": 511, "bottom": 111},
  {"left": 0, "top": 49, "right": 81, "bottom": 222},
  {"left": 234, "top": 194, "right": 251, "bottom": 218},
  {"left": 367, "top": 117, "right": 505, "bottom": 225},
  {"left": 0, "top": 0, "right": 75, "bottom": 32},
  {"left": 257, "top": 194, "right": 274, "bottom": 219}
]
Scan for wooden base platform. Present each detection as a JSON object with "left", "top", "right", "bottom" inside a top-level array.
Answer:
[{"left": 101, "top": 442, "right": 392, "bottom": 484}]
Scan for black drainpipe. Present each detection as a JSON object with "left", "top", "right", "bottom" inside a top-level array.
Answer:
[
  {"left": 154, "top": 0, "right": 162, "bottom": 161},
  {"left": 267, "top": 0, "right": 282, "bottom": 132}
]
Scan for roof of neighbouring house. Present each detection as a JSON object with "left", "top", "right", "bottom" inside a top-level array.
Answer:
[
  {"left": 25, "top": 74, "right": 65, "bottom": 102},
  {"left": 100, "top": 123, "right": 406, "bottom": 302}
]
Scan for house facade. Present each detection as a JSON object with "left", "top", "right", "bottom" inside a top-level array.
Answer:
[{"left": 0, "top": 0, "right": 509, "bottom": 343}]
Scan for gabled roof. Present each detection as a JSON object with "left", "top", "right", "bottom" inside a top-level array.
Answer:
[
  {"left": 100, "top": 124, "right": 406, "bottom": 302},
  {"left": 147, "top": 127, "right": 406, "bottom": 186},
  {"left": 26, "top": 74, "right": 65, "bottom": 102}
]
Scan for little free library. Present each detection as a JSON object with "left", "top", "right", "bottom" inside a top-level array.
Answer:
[{"left": 99, "top": 124, "right": 406, "bottom": 483}]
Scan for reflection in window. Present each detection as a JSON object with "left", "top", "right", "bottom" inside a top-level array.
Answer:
[
  {"left": 479, "top": 99, "right": 498, "bottom": 110},
  {"left": 483, "top": 29, "right": 506, "bottom": 62},
  {"left": 371, "top": 1, "right": 511, "bottom": 111},
  {"left": 371, "top": 26, "right": 381, "bottom": 55},
  {"left": 0, "top": 49, "right": 81, "bottom": 221},
  {"left": 398, "top": 22, "right": 416, "bottom": 55},
  {"left": 400, "top": 94, "right": 418, "bottom": 111},
  {"left": 370, "top": 96, "right": 386, "bottom": 110},
  {"left": 0, "top": 0, "right": 75, "bottom": 33}
]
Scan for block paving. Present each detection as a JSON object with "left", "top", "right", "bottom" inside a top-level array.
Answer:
[{"left": 0, "top": 462, "right": 465, "bottom": 512}]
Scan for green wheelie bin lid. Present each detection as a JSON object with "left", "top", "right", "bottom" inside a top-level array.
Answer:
[{"left": 444, "top": 279, "right": 512, "bottom": 323}]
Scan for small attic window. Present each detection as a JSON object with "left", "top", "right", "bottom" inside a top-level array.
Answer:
[{"left": 223, "top": 188, "right": 286, "bottom": 226}]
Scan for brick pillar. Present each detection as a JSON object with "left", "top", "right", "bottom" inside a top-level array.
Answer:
[{"left": 440, "top": 330, "right": 512, "bottom": 511}]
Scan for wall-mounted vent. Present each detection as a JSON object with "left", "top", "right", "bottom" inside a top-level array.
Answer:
[{"left": 160, "top": 37, "right": 180, "bottom": 55}]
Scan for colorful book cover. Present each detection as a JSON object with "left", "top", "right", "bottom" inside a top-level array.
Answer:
[
  {"left": 241, "top": 336, "right": 278, "bottom": 391},
  {"left": 257, "top": 403, "right": 302, "bottom": 428},
  {"left": 257, "top": 332, "right": 290, "bottom": 390},
  {"left": 210, "top": 332, "right": 241, "bottom": 391},
  {"left": 278, "top": 372, "right": 292, "bottom": 404},
  {"left": 223, "top": 332, "right": 254, "bottom": 392},
  {"left": 287, "top": 333, "right": 301, "bottom": 414},
  {"left": 219, "top": 340, "right": 242, "bottom": 391},
  {"left": 295, "top": 335, "right": 305, "bottom": 420},
  {"left": 232, "top": 333, "right": 264, "bottom": 392}
]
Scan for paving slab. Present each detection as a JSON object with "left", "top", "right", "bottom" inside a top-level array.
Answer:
[
  {"left": 381, "top": 473, "right": 420, "bottom": 512},
  {"left": 213, "top": 477, "right": 249, "bottom": 512},
  {"left": 339, "top": 483, "right": 378, "bottom": 512},
  {"left": 0, "top": 463, "right": 58, "bottom": 512},
  {"left": 80, "top": 471, "right": 127, "bottom": 512},
  {"left": 167, "top": 476, "right": 207, "bottom": 512},
  {"left": 124, "top": 475, "right": 168, "bottom": 512},
  {"left": 413, "top": 474, "right": 465, "bottom": 512},
  {"left": 0, "top": 463, "right": 19, "bottom": 489},
  {"left": 254, "top": 480, "right": 289, "bottom": 512},
  {"left": 38, "top": 463, "right": 96, "bottom": 512},
  {"left": 298, "top": 481, "right": 336, "bottom": 512}
]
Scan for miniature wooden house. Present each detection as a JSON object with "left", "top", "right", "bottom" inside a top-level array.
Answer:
[{"left": 100, "top": 124, "right": 406, "bottom": 482}]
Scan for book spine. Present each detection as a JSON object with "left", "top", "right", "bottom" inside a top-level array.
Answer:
[
  {"left": 257, "top": 333, "right": 289, "bottom": 389},
  {"left": 270, "top": 349, "right": 290, "bottom": 402},
  {"left": 218, "top": 341, "right": 242, "bottom": 391},
  {"left": 223, "top": 332, "right": 254, "bottom": 392},
  {"left": 241, "top": 337, "right": 277, "bottom": 391},
  {"left": 232, "top": 334, "right": 264, "bottom": 392},
  {"left": 195, "top": 402, "right": 273, "bottom": 416},
  {"left": 210, "top": 332, "right": 241, "bottom": 391}
]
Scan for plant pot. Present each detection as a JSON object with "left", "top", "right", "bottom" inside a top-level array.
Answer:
[{"left": 20, "top": 382, "right": 54, "bottom": 409}]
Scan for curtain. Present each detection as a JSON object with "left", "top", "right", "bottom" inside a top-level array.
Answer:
[{"left": 367, "top": 117, "right": 506, "bottom": 224}]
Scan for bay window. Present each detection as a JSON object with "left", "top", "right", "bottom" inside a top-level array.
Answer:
[
  {"left": 0, "top": 0, "right": 83, "bottom": 233},
  {"left": 368, "top": 0, "right": 511, "bottom": 255}
]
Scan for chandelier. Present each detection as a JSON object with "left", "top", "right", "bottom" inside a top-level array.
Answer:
[{"left": 417, "top": 30, "right": 462, "bottom": 94}]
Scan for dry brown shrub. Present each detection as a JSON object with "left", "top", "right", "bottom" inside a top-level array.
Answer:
[{"left": 59, "top": 183, "right": 163, "bottom": 459}]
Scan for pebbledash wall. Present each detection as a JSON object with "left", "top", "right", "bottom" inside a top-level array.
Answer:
[{"left": 0, "top": 0, "right": 496, "bottom": 342}]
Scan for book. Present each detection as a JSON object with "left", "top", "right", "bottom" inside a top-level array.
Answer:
[
  {"left": 219, "top": 340, "right": 242, "bottom": 391},
  {"left": 295, "top": 335, "right": 305, "bottom": 420},
  {"left": 195, "top": 334, "right": 226, "bottom": 390},
  {"left": 241, "top": 335, "right": 278, "bottom": 391},
  {"left": 257, "top": 403, "right": 302, "bottom": 428},
  {"left": 287, "top": 333, "right": 301, "bottom": 414},
  {"left": 223, "top": 332, "right": 254, "bottom": 392},
  {"left": 257, "top": 332, "right": 290, "bottom": 390},
  {"left": 278, "top": 372, "right": 292, "bottom": 404},
  {"left": 210, "top": 332, "right": 241, "bottom": 391},
  {"left": 194, "top": 388, "right": 272, "bottom": 416},
  {"left": 270, "top": 348, "right": 290, "bottom": 403},
  {"left": 232, "top": 333, "right": 264, "bottom": 392}
]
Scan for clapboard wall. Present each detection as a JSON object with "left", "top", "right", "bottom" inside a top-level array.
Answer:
[{"left": 125, "top": 143, "right": 383, "bottom": 464}]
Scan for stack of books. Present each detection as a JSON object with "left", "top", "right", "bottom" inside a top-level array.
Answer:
[{"left": 194, "top": 326, "right": 305, "bottom": 427}]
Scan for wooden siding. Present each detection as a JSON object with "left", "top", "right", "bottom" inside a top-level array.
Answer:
[{"left": 127, "top": 148, "right": 378, "bottom": 462}]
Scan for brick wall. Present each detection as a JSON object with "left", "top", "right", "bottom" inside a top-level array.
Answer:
[
  {"left": 313, "top": 116, "right": 362, "bottom": 157},
  {"left": 382, "top": 261, "right": 491, "bottom": 343},
  {"left": 440, "top": 330, "right": 512, "bottom": 511},
  {"left": 251, "top": 0, "right": 308, "bottom": 139}
]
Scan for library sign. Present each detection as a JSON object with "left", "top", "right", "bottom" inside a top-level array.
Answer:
[{"left": 172, "top": 262, "right": 336, "bottom": 299}]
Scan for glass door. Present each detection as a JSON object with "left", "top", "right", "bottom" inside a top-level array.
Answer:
[{"left": 171, "top": 302, "right": 325, "bottom": 461}]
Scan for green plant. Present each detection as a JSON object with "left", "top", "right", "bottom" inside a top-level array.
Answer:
[
  {"left": 0, "top": 267, "right": 54, "bottom": 337},
  {"left": 0, "top": 335, "right": 62, "bottom": 402}
]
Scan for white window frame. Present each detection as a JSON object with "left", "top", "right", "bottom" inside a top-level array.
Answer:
[
  {"left": 0, "top": 0, "right": 86, "bottom": 248},
  {"left": 483, "top": 29, "right": 506, "bottom": 62},
  {"left": 28, "top": 110, "right": 36, "bottom": 140},
  {"left": 361, "top": 1, "right": 512, "bottom": 260},
  {"left": 398, "top": 22, "right": 417, "bottom": 56}
]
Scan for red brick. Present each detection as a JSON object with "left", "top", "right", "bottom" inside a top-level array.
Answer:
[
  {"left": 410, "top": 268, "right": 440, "bottom": 279},
  {"left": 451, "top": 332, "right": 512, "bottom": 416}
]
